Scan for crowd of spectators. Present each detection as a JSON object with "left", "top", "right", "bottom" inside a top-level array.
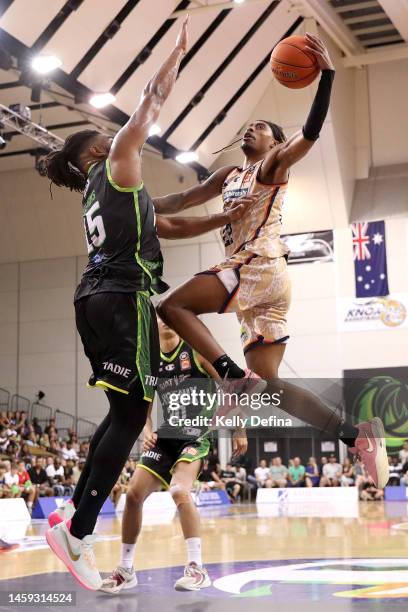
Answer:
[
  {"left": 0, "top": 410, "right": 89, "bottom": 514},
  {"left": 3, "top": 409, "right": 408, "bottom": 510}
]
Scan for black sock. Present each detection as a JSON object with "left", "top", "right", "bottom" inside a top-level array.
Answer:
[
  {"left": 212, "top": 354, "right": 245, "bottom": 379},
  {"left": 336, "top": 421, "right": 359, "bottom": 447}
]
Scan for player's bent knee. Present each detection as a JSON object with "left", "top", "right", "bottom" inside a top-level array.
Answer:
[
  {"left": 169, "top": 483, "right": 192, "bottom": 507},
  {"left": 126, "top": 486, "right": 146, "bottom": 508}
]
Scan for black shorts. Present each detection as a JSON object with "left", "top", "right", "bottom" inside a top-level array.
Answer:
[
  {"left": 75, "top": 291, "right": 159, "bottom": 401},
  {"left": 138, "top": 436, "right": 211, "bottom": 487}
]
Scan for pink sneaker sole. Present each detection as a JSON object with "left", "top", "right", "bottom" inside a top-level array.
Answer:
[{"left": 45, "top": 529, "right": 96, "bottom": 591}]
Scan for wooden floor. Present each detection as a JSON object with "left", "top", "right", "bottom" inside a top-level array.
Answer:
[{"left": 2, "top": 502, "right": 408, "bottom": 611}]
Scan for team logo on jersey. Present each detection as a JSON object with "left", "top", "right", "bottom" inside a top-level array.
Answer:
[
  {"left": 179, "top": 351, "right": 191, "bottom": 371},
  {"left": 181, "top": 446, "right": 198, "bottom": 456},
  {"left": 102, "top": 361, "right": 131, "bottom": 378},
  {"left": 165, "top": 363, "right": 176, "bottom": 372}
]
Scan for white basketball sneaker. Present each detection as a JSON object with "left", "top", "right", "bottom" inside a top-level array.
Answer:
[
  {"left": 48, "top": 499, "right": 75, "bottom": 528},
  {"left": 45, "top": 521, "right": 102, "bottom": 591},
  {"left": 100, "top": 566, "right": 138, "bottom": 594},
  {"left": 174, "top": 562, "right": 211, "bottom": 591}
]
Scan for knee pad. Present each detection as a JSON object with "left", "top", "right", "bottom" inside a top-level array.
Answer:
[{"left": 169, "top": 484, "right": 192, "bottom": 507}]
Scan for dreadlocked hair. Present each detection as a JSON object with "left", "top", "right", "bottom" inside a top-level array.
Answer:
[
  {"left": 261, "top": 120, "right": 287, "bottom": 144},
  {"left": 41, "top": 129, "right": 100, "bottom": 193}
]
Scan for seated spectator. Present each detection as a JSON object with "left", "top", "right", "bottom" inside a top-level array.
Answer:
[
  {"left": 388, "top": 456, "right": 402, "bottom": 486},
  {"left": 341, "top": 458, "right": 355, "bottom": 486},
  {"left": 4, "top": 463, "right": 21, "bottom": 498},
  {"left": 305, "top": 457, "right": 320, "bottom": 487},
  {"left": 32, "top": 417, "right": 42, "bottom": 436},
  {"left": 72, "top": 457, "right": 85, "bottom": 485},
  {"left": 0, "top": 462, "right": 11, "bottom": 499},
  {"left": 360, "top": 481, "right": 384, "bottom": 501},
  {"left": 320, "top": 454, "right": 341, "bottom": 487},
  {"left": 28, "top": 457, "right": 53, "bottom": 497},
  {"left": 46, "top": 457, "right": 65, "bottom": 496},
  {"left": 354, "top": 459, "right": 368, "bottom": 489},
  {"left": 17, "top": 460, "right": 37, "bottom": 513},
  {"left": 198, "top": 459, "right": 225, "bottom": 491},
  {"left": 319, "top": 456, "right": 328, "bottom": 476},
  {"left": 400, "top": 461, "right": 408, "bottom": 487},
  {"left": 287, "top": 457, "right": 305, "bottom": 487},
  {"left": 399, "top": 440, "right": 408, "bottom": 466},
  {"left": 269, "top": 456, "right": 288, "bottom": 488},
  {"left": 234, "top": 464, "right": 250, "bottom": 499},
  {"left": 253, "top": 459, "right": 272, "bottom": 488},
  {"left": 0, "top": 426, "right": 10, "bottom": 454},
  {"left": 45, "top": 419, "right": 58, "bottom": 437},
  {"left": 221, "top": 463, "right": 242, "bottom": 502}
]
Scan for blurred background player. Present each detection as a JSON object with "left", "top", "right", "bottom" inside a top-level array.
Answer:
[{"left": 101, "top": 316, "right": 247, "bottom": 593}]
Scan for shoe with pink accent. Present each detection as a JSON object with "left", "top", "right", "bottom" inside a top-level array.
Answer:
[
  {"left": 349, "top": 417, "right": 389, "bottom": 488},
  {"left": 45, "top": 521, "right": 102, "bottom": 591},
  {"left": 174, "top": 562, "right": 211, "bottom": 591},
  {"left": 48, "top": 499, "right": 75, "bottom": 529},
  {"left": 216, "top": 368, "right": 267, "bottom": 419}
]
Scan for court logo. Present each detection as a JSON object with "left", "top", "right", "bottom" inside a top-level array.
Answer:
[{"left": 212, "top": 559, "right": 408, "bottom": 599}]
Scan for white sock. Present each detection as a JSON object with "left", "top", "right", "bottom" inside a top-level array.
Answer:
[
  {"left": 186, "top": 537, "right": 202, "bottom": 566},
  {"left": 121, "top": 543, "right": 136, "bottom": 570}
]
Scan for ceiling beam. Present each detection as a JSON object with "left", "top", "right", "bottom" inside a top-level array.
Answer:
[
  {"left": 376, "top": 0, "right": 408, "bottom": 42},
  {"left": 297, "top": 0, "right": 364, "bottom": 56},
  {"left": 343, "top": 42, "right": 408, "bottom": 67},
  {"left": 172, "top": 0, "right": 270, "bottom": 17}
]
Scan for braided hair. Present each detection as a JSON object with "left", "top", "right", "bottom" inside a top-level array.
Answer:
[
  {"left": 260, "top": 120, "right": 287, "bottom": 144},
  {"left": 41, "top": 129, "right": 100, "bottom": 193}
]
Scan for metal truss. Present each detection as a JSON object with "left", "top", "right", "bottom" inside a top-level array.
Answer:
[{"left": 0, "top": 103, "right": 64, "bottom": 151}]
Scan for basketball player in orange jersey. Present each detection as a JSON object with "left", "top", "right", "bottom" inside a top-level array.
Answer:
[{"left": 156, "top": 33, "right": 389, "bottom": 489}]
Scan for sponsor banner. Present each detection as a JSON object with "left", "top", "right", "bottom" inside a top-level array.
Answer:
[
  {"left": 32, "top": 496, "right": 115, "bottom": 519},
  {"left": 384, "top": 486, "right": 408, "bottom": 501},
  {"left": 256, "top": 486, "right": 358, "bottom": 505},
  {"left": 281, "top": 230, "right": 334, "bottom": 265},
  {"left": 337, "top": 293, "right": 408, "bottom": 331},
  {"left": 193, "top": 490, "right": 231, "bottom": 507}
]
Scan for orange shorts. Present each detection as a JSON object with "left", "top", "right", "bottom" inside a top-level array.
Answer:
[{"left": 199, "top": 251, "right": 291, "bottom": 354}]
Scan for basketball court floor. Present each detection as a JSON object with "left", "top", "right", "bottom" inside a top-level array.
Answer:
[{"left": 2, "top": 502, "right": 408, "bottom": 611}]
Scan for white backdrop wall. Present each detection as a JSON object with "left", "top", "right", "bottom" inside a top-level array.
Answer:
[{"left": 1, "top": 218, "right": 407, "bottom": 424}]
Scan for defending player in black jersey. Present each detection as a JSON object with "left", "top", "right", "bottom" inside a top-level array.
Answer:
[
  {"left": 100, "top": 316, "right": 247, "bottom": 593},
  {"left": 40, "top": 18, "right": 248, "bottom": 591}
]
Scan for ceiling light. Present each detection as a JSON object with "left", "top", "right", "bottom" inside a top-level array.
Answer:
[
  {"left": 0, "top": 135, "right": 6, "bottom": 150},
  {"left": 234, "top": 0, "right": 246, "bottom": 4},
  {"left": 176, "top": 151, "right": 199, "bottom": 164},
  {"left": 148, "top": 124, "right": 161, "bottom": 137},
  {"left": 31, "top": 55, "right": 62, "bottom": 74},
  {"left": 89, "top": 92, "right": 116, "bottom": 109}
]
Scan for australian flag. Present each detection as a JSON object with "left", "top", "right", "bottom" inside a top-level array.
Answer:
[{"left": 352, "top": 221, "right": 389, "bottom": 298}]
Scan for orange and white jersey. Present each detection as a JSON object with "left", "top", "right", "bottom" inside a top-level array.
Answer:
[{"left": 221, "top": 160, "right": 289, "bottom": 259}]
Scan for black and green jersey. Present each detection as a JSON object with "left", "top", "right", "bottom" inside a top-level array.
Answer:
[
  {"left": 74, "top": 159, "right": 168, "bottom": 302},
  {"left": 157, "top": 341, "right": 216, "bottom": 440}
]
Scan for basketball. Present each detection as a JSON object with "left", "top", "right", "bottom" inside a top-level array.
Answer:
[{"left": 270, "top": 35, "right": 320, "bottom": 89}]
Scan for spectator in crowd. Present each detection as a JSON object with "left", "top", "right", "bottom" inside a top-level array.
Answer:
[
  {"left": 400, "top": 460, "right": 408, "bottom": 487},
  {"left": 254, "top": 459, "right": 272, "bottom": 488},
  {"left": 32, "top": 417, "right": 42, "bottom": 436},
  {"left": 221, "top": 463, "right": 242, "bottom": 502},
  {"left": 305, "top": 457, "right": 320, "bottom": 487},
  {"left": 45, "top": 419, "right": 58, "bottom": 437},
  {"left": 399, "top": 440, "right": 408, "bottom": 465},
  {"left": 198, "top": 459, "right": 225, "bottom": 491},
  {"left": 72, "top": 458, "right": 85, "bottom": 485},
  {"left": 387, "top": 456, "right": 402, "bottom": 486},
  {"left": 234, "top": 464, "right": 250, "bottom": 499},
  {"left": 46, "top": 457, "right": 65, "bottom": 496},
  {"left": 17, "top": 460, "right": 37, "bottom": 513},
  {"left": 360, "top": 481, "right": 384, "bottom": 501},
  {"left": 0, "top": 426, "right": 10, "bottom": 453},
  {"left": 28, "top": 457, "right": 53, "bottom": 497},
  {"left": 0, "top": 462, "right": 10, "bottom": 498},
  {"left": 340, "top": 458, "right": 355, "bottom": 487},
  {"left": 287, "top": 457, "right": 305, "bottom": 488},
  {"left": 319, "top": 456, "right": 328, "bottom": 476},
  {"left": 269, "top": 456, "right": 288, "bottom": 488},
  {"left": 354, "top": 458, "right": 368, "bottom": 489},
  {"left": 4, "top": 463, "right": 21, "bottom": 498},
  {"left": 320, "top": 454, "right": 341, "bottom": 487}
]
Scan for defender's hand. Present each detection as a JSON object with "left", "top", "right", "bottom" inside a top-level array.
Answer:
[
  {"left": 143, "top": 431, "right": 157, "bottom": 452},
  {"left": 304, "top": 33, "right": 335, "bottom": 71},
  {"left": 176, "top": 15, "right": 189, "bottom": 55},
  {"left": 232, "top": 433, "right": 248, "bottom": 457}
]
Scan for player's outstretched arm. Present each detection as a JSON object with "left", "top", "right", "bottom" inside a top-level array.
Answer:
[
  {"left": 261, "top": 34, "right": 335, "bottom": 180},
  {"left": 155, "top": 203, "right": 242, "bottom": 239},
  {"left": 108, "top": 17, "right": 189, "bottom": 188},
  {"left": 155, "top": 193, "right": 257, "bottom": 239}
]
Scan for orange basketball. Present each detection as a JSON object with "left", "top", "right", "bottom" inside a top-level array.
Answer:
[{"left": 270, "top": 35, "right": 320, "bottom": 89}]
